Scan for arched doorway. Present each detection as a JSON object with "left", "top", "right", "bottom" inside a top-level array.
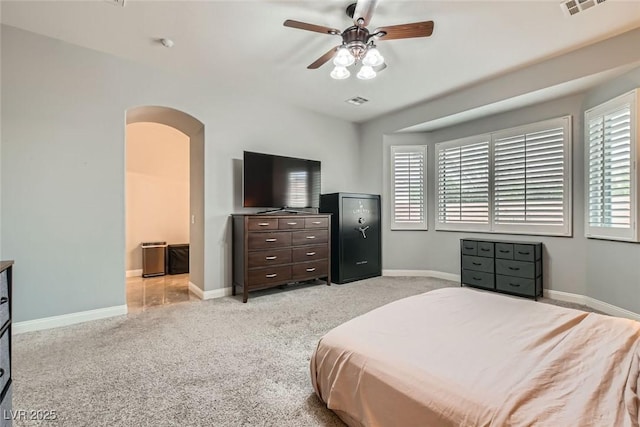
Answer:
[{"left": 125, "top": 106, "right": 205, "bottom": 310}]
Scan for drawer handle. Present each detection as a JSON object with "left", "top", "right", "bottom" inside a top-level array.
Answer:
[
  {"left": 0, "top": 297, "right": 6, "bottom": 305},
  {"left": 499, "top": 250, "right": 510, "bottom": 253},
  {"left": 265, "top": 238, "right": 277, "bottom": 242},
  {"left": 306, "top": 252, "right": 316, "bottom": 256},
  {"left": 312, "top": 221, "right": 322, "bottom": 224},
  {"left": 258, "top": 223, "right": 270, "bottom": 226},
  {"left": 509, "top": 283, "right": 521, "bottom": 287},
  {"left": 480, "top": 248, "right": 490, "bottom": 252},
  {"left": 508, "top": 266, "right": 520, "bottom": 271},
  {"left": 306, "top": 267, "right": 316, "bottom": 272},
  {"left": 472, "top": 276, "right": 482, "bottom": 281},
  {"left": 464, "top": 246, "right": 474, "bottom": 250},
  {"left": 306, "top": 236, "right": 316, "bottom": 239},
  {"left": 265, "top": 256, "right": 277, "bottom": 260},
  {"left": 266, "top": 273, "right": 278, "bottom": 278},
  {"left": 287, "top": 222, "right": 298, "bottom": 225},
  {"left": 472, "top": 262, "right": 482, "bottom": 266},
  {"left": 518, "top": 251, "right": 530, "bottom": 255}
]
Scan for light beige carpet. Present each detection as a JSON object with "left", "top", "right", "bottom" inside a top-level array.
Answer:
[{"left": 12, "top": 277, "right": 596, "bottom": 426}]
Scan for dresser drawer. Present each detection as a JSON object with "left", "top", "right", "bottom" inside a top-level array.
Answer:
[
  {"left": 461, "top": 270, "right": 494, "bottom": 290},
  {"left": 247, "top": 265, "right": 291, "bottom": 288},
  {"left": 292, "top": 245, "right": 328, "bottom": 263},
  {"left": 0, "top": 383, "right": 10, "bottom": 427},
  {"left": 514, "top": 244, "right": 536, "bottom": 262},
  {"left": 305, "top": 217, "right": 329, "bottom": 229},
  {"left": 247, "top": 218, "right": 278, "bottom": 231},
  {"left": 461, "top": 240, "right": 477, "bottom": 256},
  {"left": 248, "top": 249, "right": 291, "bottom": 268},
  {"left": 461, "top": 255, "right": 494, "bottom": 273},
  {"left": 248, "top": 232, "right": 291, "bottom": 250},
  {"left": 278, "top": 218, "right": 305, "bottom": 230},
  {"left": 0, "top": 330, "right": 10, "bottom": 397},
  {"left": 292, "top": 229, "right": 328, "bottom": 246},
  {"left": 0, "top": 271, "right": 8, "bottom": 329},
  {"left": 495, "top": 243, "right": 514, "bottom": 259},
  {"left": 477, "top": 242, "right": 494, "bottom": 258},
  {"left": 292, "top": 261, "right": 328, "bottom": 280},
  {"left": 496, "top": 275, "right": 536, "bottom": 296},
  {"left": 496, "top": 259, "right": 539, "bottom": 279}
]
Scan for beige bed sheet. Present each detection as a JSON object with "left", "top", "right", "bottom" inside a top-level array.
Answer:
[{"left": 311, "top": 287, "right": 640, "bottom": 427}]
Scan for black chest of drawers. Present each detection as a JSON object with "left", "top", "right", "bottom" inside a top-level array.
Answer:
[
  {"left": 0, "top": 261, "right": 12, "bottom": 427},
  {"left": 460, "top": 239, "right": 542, "bottom": 299}
]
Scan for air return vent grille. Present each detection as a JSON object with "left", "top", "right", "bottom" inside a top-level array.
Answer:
[
  {"left": 561, "top": 0, "right": 605, "bottom": 16},
  {"left": 345, "top": 96, "right": 369, "bottom": 106}
]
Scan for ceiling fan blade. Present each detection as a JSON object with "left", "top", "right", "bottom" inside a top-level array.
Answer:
[
  {"left": 307, "top": 46, "right": 340, "bottom": 69},
  {"left": 283, "top": 20, "right": 341, "bottom": 36},
  {"left": 374, "top": 63, "right": 387, "bottom": 73},
  {"left": 375, "top": 21, "right": 434, "bottom": 41},
  {"left": 353, "top": 0, "right": 379, "bottom": 27}
]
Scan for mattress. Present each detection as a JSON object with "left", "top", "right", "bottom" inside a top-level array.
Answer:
[{"left": 310, "top": 287, "right": 640, "bottom": 426}]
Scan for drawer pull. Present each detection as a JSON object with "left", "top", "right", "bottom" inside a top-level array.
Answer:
[
  {"left": 312, "top": 221, "right": 322, "bottom": 224},
  {"left": 258, "top": 223, "right": 270, "bottom": 226},
  {"left": 464, "top": 246, "right": 474, "bottom": 250},
  {"left": 265, "top": 238, "right": 277, "bottom": 242},
  {"left": 518, "top": 251, "right": 530, "bottom": 255},
  {"left": 265, "top": 273, "right": 278, "bottom": 278},
  {"left": 480, "top": 248, "right": 490, "bottom": 252},
  {"left": 509, "top": 283, "right": 521, "bottom": 287},
  {"left": 306, "top": 252, "right": 316, "bottom": 256},
  {"left": 306, "top": 236, "right": 316, "bottom": 239},
  {"left": 0, "top": 297, "right": 7, "bottom": 305},
  {"left": 499, "top": 249, "right": 510, "bottom": 253},
  {"left": 508, "top": 266, "right": 520, "bottom": 271},
  {"left": 287, "top": 222, "right": 298, "bottom": 225},
  {"left": 472, "top": 262, "right": 482, "bottom": 266},
  {"left": 306, "top": 267, "right": 316, "bottom": 272},
  {"left": 265, "top": 256, "right": 277, "bottom": 260},
  {"left": 472, "top": 276, "right": 482, "bottom": 281}
]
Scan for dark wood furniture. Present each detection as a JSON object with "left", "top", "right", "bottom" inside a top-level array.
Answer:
[
  {"left": 0, "top": 261, "right": 12, "bottom": 427},
  {"left": 319, "top": 193, "right": 381, "bottom": 284},
  {"left": 232, "top": 214, "right": 331, "bottom": 302},
  {"left": 460, "top": 239, "right": 542, "bottom": 299}
]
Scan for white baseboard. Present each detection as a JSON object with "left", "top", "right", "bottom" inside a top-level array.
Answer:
[
  {"left": 126, "top": 269, "right": 142, "bottom": 278},
  {"left": 13, "top": 305, "right": 128, "bottom": 335},
  {"left": 383, "top": 269, "right": 461, "bottom": 283},
  {"left": 189, "top": 282, "right": 232, "bottom": 300},
  {"left": 383, "top": 269, "right": 640, "bottom": 321}
]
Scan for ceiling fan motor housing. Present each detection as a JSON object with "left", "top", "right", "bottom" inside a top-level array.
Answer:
[{"left": 342, "top": 26, "right": 371, "bottom": 60}]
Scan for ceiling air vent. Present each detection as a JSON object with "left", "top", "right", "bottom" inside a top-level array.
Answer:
[
  {"left": 561, "top": 0, "right": 605, "bottom": 16},
  {"left": 345, "top": 96, "right": 369, "bottom": 106}
]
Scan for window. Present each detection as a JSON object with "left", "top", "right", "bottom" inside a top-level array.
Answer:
[
  {"left": 585, "top": 89, "right": 639, "bottom": 242},
  {"left": 391, "top": 145, "right": 427, "bottom": 230},
  {"left": 435, "top": 117, "right": 572, "bottom": 236}
]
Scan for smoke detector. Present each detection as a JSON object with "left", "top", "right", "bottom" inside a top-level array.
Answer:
[
  {"left": 104, "top": 0, "right": 126, "bottom": 7},
  {"left": 160, "top": 38, "right": 175, "bottom": 48},
  {"left": 345, "top": 96, "right": 369, "bottom": 106},
  {"left": 561, "top": 0, "right": 606, "bottom": 17}
]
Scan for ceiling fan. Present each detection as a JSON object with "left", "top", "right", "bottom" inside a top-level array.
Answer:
[{"left": 283, "top": 0, "right": 434, "bottom": 80}]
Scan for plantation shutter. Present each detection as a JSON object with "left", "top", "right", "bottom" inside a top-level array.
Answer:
[
  {"left": 436, "top": 139, "right": 490, "bottom": 229},
  {"left": 391, "top": 145, "right": 427, "bottom": 230},
  {"left": 585, "top": 90, "right": 638, "bottom": 241},
  {"left": 493, "top": 117, "right": 570, "bottom": 235}
]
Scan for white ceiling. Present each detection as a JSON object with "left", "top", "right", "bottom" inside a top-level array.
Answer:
[{"left": 2, "top": 0, "right": 640, "bottom": 123}]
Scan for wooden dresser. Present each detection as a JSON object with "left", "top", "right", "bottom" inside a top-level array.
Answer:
[
  {"left": 0, "top": 261, "right": 13, "bottom": 427},
  {"left": 232, "top": 214, "right": 331, "bottom": 302}
]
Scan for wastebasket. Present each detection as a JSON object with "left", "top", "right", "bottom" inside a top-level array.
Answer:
[
  {"left": 167, "top": 244, "right": 189, "bottom": 274},
  {"left": 141, "top": 242, "right": 167, "bottom": 277}
]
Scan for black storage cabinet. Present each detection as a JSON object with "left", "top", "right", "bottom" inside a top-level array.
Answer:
[
  {"left": 167, "top": 244, "right": 189, "bottom": 274},
  {"left": 320, "top": 193, "right": 381, "bottom": 284}
]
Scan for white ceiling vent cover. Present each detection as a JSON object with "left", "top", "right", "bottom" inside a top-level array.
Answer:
[
  {"left": 561, "top": 0, "right": 605, "bottom": 17},
  {"left": 345, "top": 96, "right": 369, "bottom": 106}
]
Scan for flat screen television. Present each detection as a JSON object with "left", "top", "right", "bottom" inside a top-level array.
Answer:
[{"left": 243, "top": 151, "right": 321, "bottom": 210}]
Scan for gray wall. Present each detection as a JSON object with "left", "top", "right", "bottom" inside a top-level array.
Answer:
[
  {"left": 361, "top": 32, "right": 640, "bottom": 313},
  {"left": 1, "top": 25, "right": 361, "bottom": 322}
]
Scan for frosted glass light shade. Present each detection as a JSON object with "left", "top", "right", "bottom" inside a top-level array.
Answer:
[
  {"left": 333, "top": 47, "right": 355, "bottom": 67},
  {"left": 362, "top": 47, "right": 384, "bottom": 67},
  {"left": 357, "top": 65, "right": 376, "bottom": 80},
  {"left": 330, "top": 66, "right": 350, "bottom": 80}
]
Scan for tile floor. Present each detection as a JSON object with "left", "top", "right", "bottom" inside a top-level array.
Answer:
[{"left": 126, "top": 273, "right": 199, "bottom": 313}]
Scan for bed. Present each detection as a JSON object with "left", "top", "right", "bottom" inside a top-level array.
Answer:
[{"left": 310, "top": 287, "right": 640, "bottom": 426}]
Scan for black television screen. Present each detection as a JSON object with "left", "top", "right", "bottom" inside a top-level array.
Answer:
[{"left": 243, "top": 151, "right": 321, "bottom": 209}]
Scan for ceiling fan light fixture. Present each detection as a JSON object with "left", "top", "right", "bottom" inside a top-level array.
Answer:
[
  {"left": 362, "top": 47, "right": 384, "bottom": 67},
  {"left": 333, "top": 47, "right": 356, "bottom": 67},
  {"left": 330, "top": 66, "right": 351, "bottom": 80},
  {"left": 357, "top": 65, "right": 376, "bottom": 80}
]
